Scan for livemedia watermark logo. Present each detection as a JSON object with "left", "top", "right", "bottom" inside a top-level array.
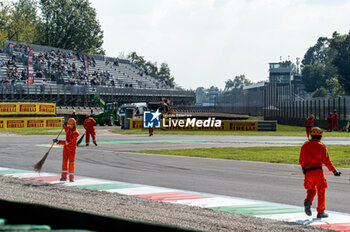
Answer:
[
  {"left": 143, "top": 109, "right": 161, "bottom": 128},
  {"left": 143, "top": 110, "right": 222, "bottom": 129}
]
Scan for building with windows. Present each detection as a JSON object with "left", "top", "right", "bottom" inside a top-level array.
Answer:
[{"left": 269, "top": 61, "right": 293, "bottom": 85}]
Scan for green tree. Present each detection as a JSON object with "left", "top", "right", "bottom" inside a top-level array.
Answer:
[
  {"left": 330, "top": 33, "right": 350, "bottom": 95},
  {"left": 9, "top": 0, "right": 39, "bottom": 43},
  {"left": 302, "top": 37, "right": 330, "bottom": 65},
  {"left": 326, "top": 77, "right": 344, "bottom": 97},
  {"left": 158, "top": 62, "right": 175, "bottom": 87},
  {"left": 145, "top": 61, "right": 158, "bottom": 77},
  {"left": 312, "top": 87, "right": 328, "bottom": 98},
  {"left": 0, "top": 1, "right": 12, "bottom": 44},
  {"left": 195, "top": 87, "right": 207, "bottom": 104},
  {"left": 0, "top": 0, "right": 39, "bottom": 45},
  {"left": 127, "top": 52, "right": 175, "bottom": 87},
  {"left": 38, "top": 0, "right": 104, "bottom": 54},
  {"left": 224, "top": 74, "right": 252, "bottom": 90},
  {"left": 128, "top": 52, "right": 146, "bottom": 68},
  {"left": 128, "top": 52, "right": 139, "bottom": 63},
  {"left": 301, "top": 35, "right": 338, "bottom": 93}
]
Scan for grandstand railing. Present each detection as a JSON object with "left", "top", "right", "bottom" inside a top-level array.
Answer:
[
  {"left": 4, "top": 40, "right": 125, "bottom": 63},
  {"left": 0, "top": 83, "right": 194, "bottom": 97}
]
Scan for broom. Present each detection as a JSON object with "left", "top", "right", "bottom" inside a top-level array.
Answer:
[
  {"left": 33, "top": 127, "right": 64, "bottom": 173},
  {"left": 77, "top": 133, "right": 85, "bottom": 146}
]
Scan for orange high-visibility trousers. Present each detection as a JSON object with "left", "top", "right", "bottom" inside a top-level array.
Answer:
[
  {"left": 304, "top": 169, "right": 327, "bottom": 213},
  {"left": 61, "top": 146, "right": 76, "bottom": 179},
  {"left": 306, "top": 127, "right": 312, "bottom": 138},
  {"left": 85, "top": 130, "right": 96, "bottom": 144}
]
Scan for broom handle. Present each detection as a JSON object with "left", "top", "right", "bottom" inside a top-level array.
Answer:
[{"left": 48, "top": 126, "right": 64, "bottom": 153}]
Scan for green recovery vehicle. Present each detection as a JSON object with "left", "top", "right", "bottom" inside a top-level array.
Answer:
[{"left": 92, "top": 94, "right": 119, "bottom": 126}]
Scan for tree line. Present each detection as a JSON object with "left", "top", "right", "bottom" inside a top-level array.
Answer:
[
  {"left": 196, "top": 31, "right": 350, "bottom": 101},
  {"left": 302, "top": 31, "right": 350, "bottom": 97},
  {"left": 0, "top": 0, "right": 105, "bottom": 55},
  {"left": 127, "top": 51, "right": 175, "bottom": 88},
  {"left": 0, "top": 0, "right": 104, "bottom": 54}
]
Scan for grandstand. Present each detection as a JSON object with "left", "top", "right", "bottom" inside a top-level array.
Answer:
[{"left": 0, "top": 41, "right": 195, "bottom": 106}]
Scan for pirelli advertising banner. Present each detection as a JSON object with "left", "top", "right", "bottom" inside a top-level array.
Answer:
[
  {"left": 0, "top": 117, "right": 63, "bottom": 129},
  {"left": 130, "top": 118, "right": 258, "bottom": 131},
  {"left": 0, "top": 102, "right": 56, "bottom": 115}
]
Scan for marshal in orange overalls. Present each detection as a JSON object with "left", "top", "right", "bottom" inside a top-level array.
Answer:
[
  {"left": 299, "top": 139, "right": 335, "bottom": 213},
  {"left": 84, "top": 115, "right": 97, "bottom": 146},
  {"left": 304, "top": 115, "right": 314, "bottom": 138},
  {"left": 299, "top": 129, "right": 338, "bottom": 215},
  {"left": 333, "top": 110, "right": 338, "bottom": 131},
  {"left": 58, "top": 118, "right": 79, "bottom": 181}
]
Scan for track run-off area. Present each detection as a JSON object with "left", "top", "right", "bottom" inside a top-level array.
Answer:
[{"left": 1, "top": 128, "right": 350, "bottom": 231}]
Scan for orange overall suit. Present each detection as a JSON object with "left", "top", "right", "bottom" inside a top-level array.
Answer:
[
  {"left": 299, "top": 138, "right": 336, "bottom": 214},
  {"left": 58, "top": 120, "right": 79, "bottom": 181},
  {"left": 333, "top": 111, "right": 338, "bottom": 131},
  {"left": 304, "top": 116, "right": 314, "bottom": 138},
  {"left": 84, "top": 115, "right": 97, "bottom": 146}
]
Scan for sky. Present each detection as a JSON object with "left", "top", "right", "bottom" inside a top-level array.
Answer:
[{"left": 89, "top": 0, "right": 350, "bottom": 90}]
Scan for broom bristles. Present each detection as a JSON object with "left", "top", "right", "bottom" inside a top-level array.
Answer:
[
  {"left": 33, "top": 126, "right": 64, "bottom": 172},
  {"left": 33, "top": 151, "right": 49, "bottom": 172}
]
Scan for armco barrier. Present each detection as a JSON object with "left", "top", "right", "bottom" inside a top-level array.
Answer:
[
  {"left": 0, "top": 199, "right": 194, "bottom": 232},
  {"left": 130, "top": 118, "right": 277, "bottom": 131},
  {"left": 0, "top": 102, "right": 55, "bottom": 115},
  {"left": 0, "top": 117, "right": 63, "bottom": 129}
]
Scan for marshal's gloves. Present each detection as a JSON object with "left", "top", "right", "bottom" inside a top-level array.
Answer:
[
  {"left": 333, "top": 170, "right": 341, "bottom": 176},
  {"left": 53, "top": 139, "right": 59, "bottom": 143}
]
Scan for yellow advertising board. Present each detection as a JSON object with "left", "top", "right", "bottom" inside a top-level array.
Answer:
[
  {"left": 129, "top": 118, "right": 258, "bottom": 131},
  {"left": 0, "top": 102, "right": 56, "bottom": 115},
  {"left": 0, "top": 117, "right": 63, "bottom": 129}
]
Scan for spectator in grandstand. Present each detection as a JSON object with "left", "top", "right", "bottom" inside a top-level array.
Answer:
[
  {"left": 111, "top": 75, "right": 115, "bottom": 86},
  {"left": 36, "top": 70, "right": 43, "bottom": 79},
  {"left": 333, "top": 109, "right": 338, "bottom": 131},
  {"left": 21, "top": 68, "right": 27, "bottom": 80},
  {"left": 3, "top": 77, "right": 9, "bottom": 84},
  {"left": 40, "top": 79, "right": 47, "bottom": 93},
  {"left": 7, "top": 57, "right": 17, "bottom": 68},
  {"left": 304, "top": 114, "right": 314, "bottom": 138},
  {"left": 327, "top": 112, "right": 333, "bottom": 132}
]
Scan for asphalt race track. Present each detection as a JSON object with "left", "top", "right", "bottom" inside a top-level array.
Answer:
[{"left": 0, "top": 128, "right": 349, "bottom": 216}]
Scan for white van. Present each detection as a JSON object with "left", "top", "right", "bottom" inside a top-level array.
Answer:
[{"left": 118, "top": 102, "right": 147, "bottom": 128}]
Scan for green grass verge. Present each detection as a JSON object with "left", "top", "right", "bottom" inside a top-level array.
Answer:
[
  {"left": 0, "top": 128, "right": 63, "bottom": 135},
  {"left": 134, "top": 146, "right": 350, "bottom": 168},
  {"left": 0, "top": 126, "right": 85, "bottom": 135},
  {"left": 110, "top": 124, "right": 350, "bottom": 137}
]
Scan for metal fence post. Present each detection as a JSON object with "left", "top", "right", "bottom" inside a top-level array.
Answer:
[{"left": 344, "top": 97, "right": 346, "bottom": 120}]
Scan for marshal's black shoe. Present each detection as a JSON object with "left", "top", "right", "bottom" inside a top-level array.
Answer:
[
  {"left": 304, "top": 200, "right": 312, "bottom": 216},
  {"left": 317, "top": 212, "right": 329, "bottom": 218}
]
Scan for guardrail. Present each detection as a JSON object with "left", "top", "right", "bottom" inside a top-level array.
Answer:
[{"left": 257, "top": 121, "right": 277, "bottom": 131}]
